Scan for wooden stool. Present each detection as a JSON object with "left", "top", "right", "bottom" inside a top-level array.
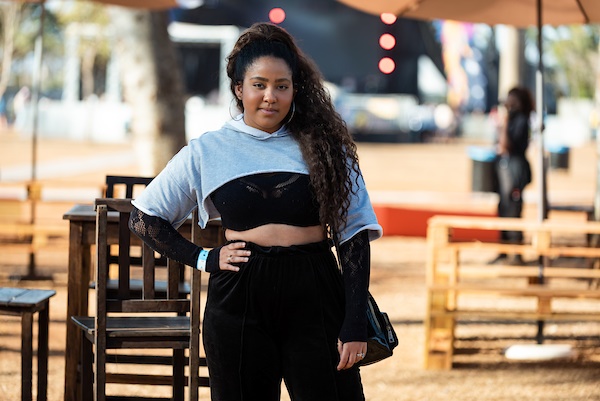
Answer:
[{"left": 0, "top": 287, "right": 56, "bottom": 401}]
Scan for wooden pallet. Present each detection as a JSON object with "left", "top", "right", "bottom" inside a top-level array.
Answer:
[{"left": 424, "top": 215, "right": 600, "bottom": 370}]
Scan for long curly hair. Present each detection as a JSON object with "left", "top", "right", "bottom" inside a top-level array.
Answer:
[{"left": 226, "top": 22, "right": 360, "bottom": 235}]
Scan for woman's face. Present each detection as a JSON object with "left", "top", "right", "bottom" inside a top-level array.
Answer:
[
  {"left": 235, "top": 56, "right": 295, "bottom": 133},
  {"left": 505, "top": 93, "right": 521, "bottom": 113}
]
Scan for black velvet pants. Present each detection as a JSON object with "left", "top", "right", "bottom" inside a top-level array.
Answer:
[{"left": 202, "top": 240, "right": 365, "bottom": 401}]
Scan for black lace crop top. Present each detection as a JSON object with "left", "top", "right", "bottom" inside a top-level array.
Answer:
[{"left": 210, "top": 173, "right": 321, "bottom": 231}]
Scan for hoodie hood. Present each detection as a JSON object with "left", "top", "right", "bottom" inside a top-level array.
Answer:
[{"left": 226, "top": 114, "right": 291, "bottom": 140}]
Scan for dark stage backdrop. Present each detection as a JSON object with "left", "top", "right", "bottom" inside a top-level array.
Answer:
[{"left": 171, "top": 0, "right": 445, "bottom": 98}]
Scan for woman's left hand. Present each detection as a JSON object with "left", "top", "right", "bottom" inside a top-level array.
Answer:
[{"left": 337, "top": 340, "right": 367, "bottom": 370}]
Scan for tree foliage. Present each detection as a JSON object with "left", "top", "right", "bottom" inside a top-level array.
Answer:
[
  {"left": 0, "top": 2, "right": 63, "bottom": 101},
  {"left": 547, "top": 25, "right": 599, "bottom": 99},
  {"left": 55, "top": 2, "right": 111, "bottom": 99}
]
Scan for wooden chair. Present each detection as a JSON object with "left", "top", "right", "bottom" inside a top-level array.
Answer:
[
  {"left": 104, "top": 175, "right": 154, "bottom": 199},
  {"left": 102, "top": 175, "right": 189, "bottom": 296},
  {"left": 72, "top": 198, "right": 211, "bottom": 401}
]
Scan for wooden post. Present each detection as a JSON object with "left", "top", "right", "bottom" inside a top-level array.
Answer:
[{"left": 424, "top": 219, "right": 455, "bottom": 370}]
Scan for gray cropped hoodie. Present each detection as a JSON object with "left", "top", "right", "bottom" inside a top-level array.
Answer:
[{"left": 132, "top": 118, "right": 382, "bottom": 244}]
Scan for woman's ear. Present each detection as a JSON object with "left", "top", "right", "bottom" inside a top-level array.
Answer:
[{"left": 234, "top": 84, "right": 243, "bottom": 100}]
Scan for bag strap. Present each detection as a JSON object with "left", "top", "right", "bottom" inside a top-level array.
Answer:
[{"left": 332, "top": 230, "right": 344, "bottom": 272}]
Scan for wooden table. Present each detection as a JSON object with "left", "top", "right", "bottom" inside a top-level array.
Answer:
[
  {"left": 0, "top": 287, "right": 56, "bottom": 401},
  {"left": 62, "top": 204, "right": 224, "bottom": 401}
]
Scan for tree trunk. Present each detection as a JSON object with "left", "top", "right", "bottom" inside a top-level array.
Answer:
[
  {"left": 0, "top": 3, "right": 19, "bottom": 102},
  {"left": 81, "top": 46, "right": 96, "bottom": 100},
  {"left": 108, "top": 7, "right": 186, "bottom": 175}
]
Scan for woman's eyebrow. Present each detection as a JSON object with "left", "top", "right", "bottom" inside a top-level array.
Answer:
[{"left": 249, "top": 76, "right": 292, "bottom": 83}]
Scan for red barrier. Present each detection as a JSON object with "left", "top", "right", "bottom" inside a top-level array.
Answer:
[{"left": 373, "top": 205, "right": 499, "bottom": 241}]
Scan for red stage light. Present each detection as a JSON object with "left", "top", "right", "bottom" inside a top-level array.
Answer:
[
  {"left": 380, "top": 13, "right": 397, "bottom": 25},
  {"left": 269, "top": 8, "right": 286, "bottom": 24},
  {"left": 379, "top": 33, "right": 396, "bottom": 50},
  {"left": 378, "top": 57, "right": 395, "bottom": 74}
]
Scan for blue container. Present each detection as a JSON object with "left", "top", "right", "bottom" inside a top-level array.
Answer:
[
  {"left": 468, "top": 146, "right": 498, "bottom": 192},
  {"left": 546, "top": 143, "right": 569, "bottom": 170}
]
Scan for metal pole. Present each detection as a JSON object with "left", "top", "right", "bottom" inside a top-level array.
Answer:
[
  {"left": 594, "top": 41, "right": 600, "bottom": 227},
  {"left": 535, "top": 0, "right": 546, "bottom": 344},
  {"left": 30, "top": 1, "right": 45, "bottom": 186},
  {"left": 26, "top": 0, "right": 45, "bottom": 279}
]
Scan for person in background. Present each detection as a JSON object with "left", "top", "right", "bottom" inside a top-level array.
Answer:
[
  {"left": 490, "top": 86, "right": 533, "bottom": 265},
  {"left": 129, "top": 22, "right": 382, "bottom": 401}
]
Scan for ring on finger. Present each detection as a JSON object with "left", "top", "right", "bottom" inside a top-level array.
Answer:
[
  {"left": 356, "top": 353, "right": 365, "bottom": 358},
  {"left": 227, "top": 255, "right": 233, "bottom": 263}
]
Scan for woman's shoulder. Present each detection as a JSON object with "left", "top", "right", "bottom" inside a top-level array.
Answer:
[{"left": 188, "top": 124, "right": 237, "bottom": 147}]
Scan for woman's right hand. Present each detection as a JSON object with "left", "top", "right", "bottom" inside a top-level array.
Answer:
[{"left": 219, "top": 242, "right": 250, "bottom": 272}]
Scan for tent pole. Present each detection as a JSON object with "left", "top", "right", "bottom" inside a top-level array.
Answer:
[
  {"left": 23, "top": 0, "right": 45, "bottom": 280},
  {"left": 536, "top": 0, "right": 547, "bottom": 223},
  {"left": 535, "top": 0, "right": 546, "bottom": 345},
  {"left": 30, "top": 1, "right": 44, "bottom": 186}
]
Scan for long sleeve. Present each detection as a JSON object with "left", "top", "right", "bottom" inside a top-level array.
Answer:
[
  {"left": 337, "top": 229, "right": 370, "bottom": 343},
  {"left": 129, "top": 206, "right": 221, "bottom": 272}
]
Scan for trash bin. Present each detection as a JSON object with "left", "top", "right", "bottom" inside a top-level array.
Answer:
[
  {"left": 468, "top": 146, "right": 498, "bottom": 192},
  {"left": 547, "top": 144, "right": 569, "bottom": 170}
]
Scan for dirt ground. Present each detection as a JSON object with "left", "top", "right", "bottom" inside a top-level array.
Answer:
[{"left": 1, "top": 130, "right": 600, "bottom": 400}]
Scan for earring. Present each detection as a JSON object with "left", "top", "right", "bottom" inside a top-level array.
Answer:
[
  {"left": 285, "top": 102, "right": 296, "bottom": 125},
  {"left": 229, "top": 97, "right": 243, "bottom": 120}
]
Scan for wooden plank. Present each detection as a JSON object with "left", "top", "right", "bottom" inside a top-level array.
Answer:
[
  {"left": 429, "top": 309, "right": 600, "bottom": 321},
  {"left": 429, "top": 215, "right": 600, "bottom": 234},
  {"left": 426, "top": 224, "right": 449, "bottom": 285},
  {"left": 0, "top": 243, "right": 66, "bottom": 254},
  {"left": 0, "top": 288, "right": 55, "bottom": 309},
  {"left": 0, "top": 223, "right": 67, "bottom": 236},
  {"left": 38, "top": 305, "right": 50, "bottom": 401},
  {"left": 95, "top": 204, "right": 109, "bottom": 401},
  {"left": 106, "top": 373, "right": 174, "bottom": 386},
  {"left": 0, "top": 199, "right": 27, "bottom": 222},
  {"left": 107, "top": 338, "right": 190, "bottom": 349},
  {"left": 436, "top": 265, "right": 600, "bottom": 279},
  {"left": 8, "top": 289, "right": 56, "bottom": 307},
  {"left": 428, "top": 284, "right": 600, "bottom": 298},
  {"left": 0, "top": 287, "right": 27, "bottom": 304},
  {"left": 445, "top": 241, "right": 600, "bottom": 258},
  {"left": 110, "top": 299, "right": 190, "bottom": 313},
  {"left": 106, "top": 317, "right": 190, "bottom": 331},
  {"left": 65, "top": 220, "right": 85, "bottom": 401},
  {"left": 446, "top": 241, "right": 529, "bottom": 253},
  {"left": 21, "top": 311, "right": 33, "bottom": 401}
]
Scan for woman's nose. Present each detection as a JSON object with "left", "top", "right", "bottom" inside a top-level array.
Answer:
[{"left": 264, "top": 88, "right": 276, "bottom": 103}]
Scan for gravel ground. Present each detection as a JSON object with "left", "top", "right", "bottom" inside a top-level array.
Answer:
[{"left": 1, "top": 134, "right": 600, "bottom": 400}]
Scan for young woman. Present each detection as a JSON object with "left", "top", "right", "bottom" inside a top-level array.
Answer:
[
  {"left": 493, "top": 86, "right": 533, "bottom": 264},
  {"left": 129, "top": 22, "right": 382, "bottom": 401}
]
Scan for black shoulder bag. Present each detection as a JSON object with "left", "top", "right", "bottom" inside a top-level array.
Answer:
[
  {"left": 334, "top": 233, "right": 398, "bottom": 366},
  {"left": 360, "top": 292, "right": 398, "bottom": 365}
]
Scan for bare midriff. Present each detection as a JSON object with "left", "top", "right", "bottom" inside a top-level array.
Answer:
[{"left": 225, "top": 224, "right": 326, "bottom": 247}]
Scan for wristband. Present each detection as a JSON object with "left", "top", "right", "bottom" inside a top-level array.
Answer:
[{"left": 196, "top": 249, "right": 209, "bottom": 272}]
